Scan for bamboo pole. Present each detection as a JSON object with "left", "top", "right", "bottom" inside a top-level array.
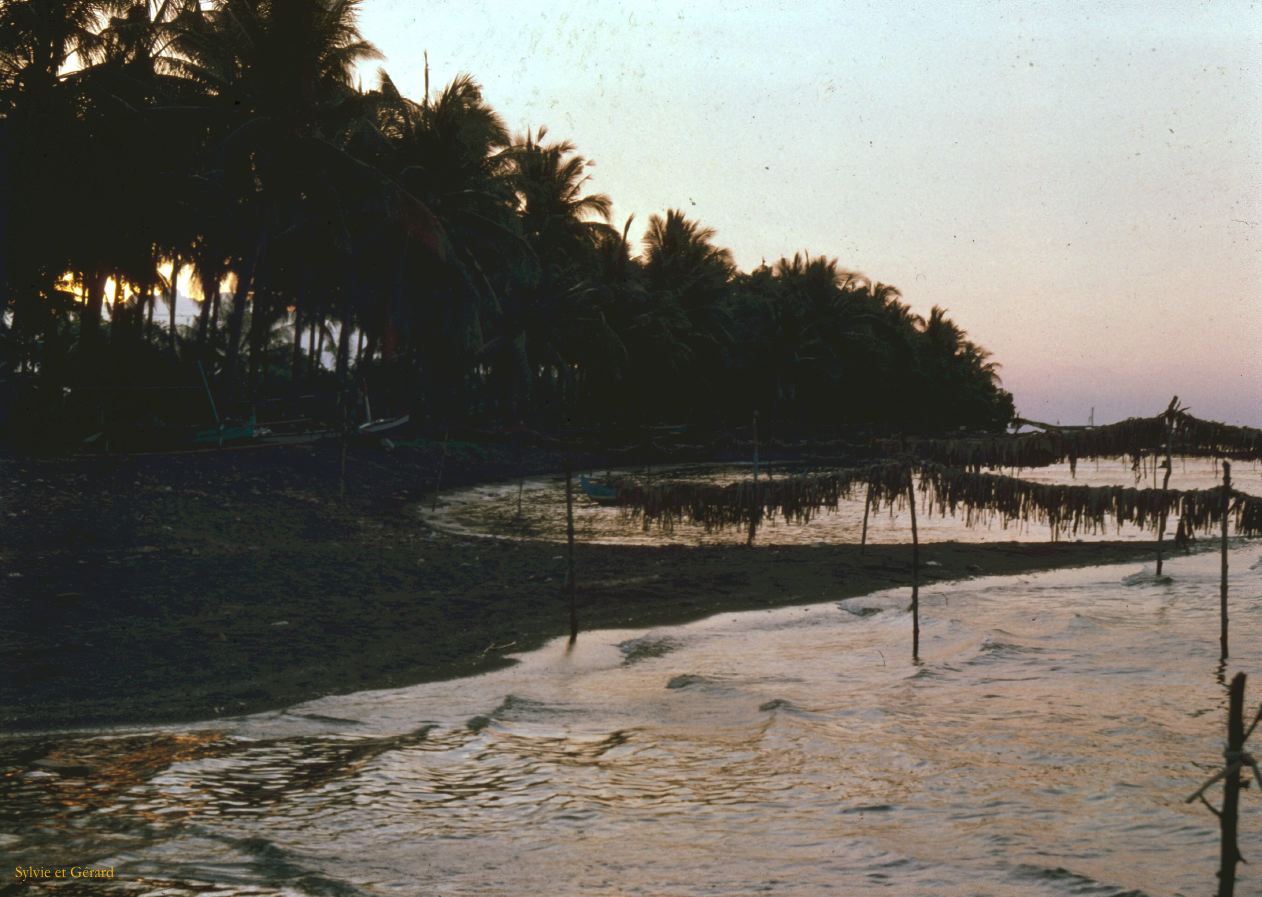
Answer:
[
  {"left": 339, "top": 432, "right": 349, "bottom": 499},
  {"left": 746, "top": 410, "right": 760, "bottom": 547},
  {"left": 643, "top": 421, "right": 653, "bottom": 484},
  {"left": 338, "top": 390, "right": 350, "bottom": 500},
  {"left": 514, "top": 431, "right": 525, "bottom": 519},
  {"left": 1221, "top": 461, "right": 1231, "bottom": 660},
  {"left": 431, "top": 430, "right": 450, "bottom": 512},
  {"left": 752, "top": 410, "right": 760, "bottom": 480},
  {"left": 907, "top": 468, "right": 920, "bottom": 661},
  {"left": 1218, "top": 672, "right": 1245, "bottom": 897},
  {"left": 565, "top": 455, "right": 578, "bottom": 644},
  {"left": 196, "top": 360, "right": 224, "bottom": 449},
  {"left": 307, "top": 320, "right": 318, "bottom": 377},
  {"left": 860, "top": 482, "right": 872, "bottom": 553},
  {"left": 1155, "top": 403, "right": 1175, "bottom": 575}
]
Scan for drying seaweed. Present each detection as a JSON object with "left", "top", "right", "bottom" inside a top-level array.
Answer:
[
  {"left": 879, "top": 410, "right": 1262, "bottom": 473},
  {"left": 917, "top": 465, "right": 1262, "bottom": 541},
  {"left": 1172, "top": 412, "right": 1262, "bottom": 462},
  {"left": 612, "top": 461, "right": 1262, "bottom": 540},
  {"left": 613, "top": 463, "right": 908, "bottom": 532}
]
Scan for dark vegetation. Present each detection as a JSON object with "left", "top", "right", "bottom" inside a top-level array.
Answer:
[{"left": 0, "top": 0, "right": 1014, "bottom": 451}]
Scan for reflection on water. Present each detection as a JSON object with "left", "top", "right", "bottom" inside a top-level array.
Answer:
[
  {"left": 4, "top": 548, "right": 1261, "bottom": 896},
  {"left": 424, "top": 458, "right": 1262, "bottom": 546}
]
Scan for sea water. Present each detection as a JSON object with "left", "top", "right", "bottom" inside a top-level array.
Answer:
[
  {"left": 4, "top": 458, "right": 1262, "bottom": 896},
  {"left": 3, "top": 547, "right": 1261, "bottom": 896}
]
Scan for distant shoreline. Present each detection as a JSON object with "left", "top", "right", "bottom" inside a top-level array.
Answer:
[{"left": 1, "top": 443, "right": 1175, "bottom": 732}]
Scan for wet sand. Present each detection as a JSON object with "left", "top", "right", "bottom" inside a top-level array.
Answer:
[{"left": 1, "top": 442, "right": 1166, "bottom": 731}]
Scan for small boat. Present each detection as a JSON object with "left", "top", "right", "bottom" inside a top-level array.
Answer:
[
  {"left": 358, "top": 414, "right": 411, "bottom": 436},
  {"left": 192, "top": 417, "right": 256, "bottom": 446},
  {"left": 253, "top": 425, "right": 337, "bottom": 446},
  {"left": 579, "top": 474, "right": 619, "bottom": 505},
  {"left": 250, "top": 414, "right": 411, "bottom": 446}
]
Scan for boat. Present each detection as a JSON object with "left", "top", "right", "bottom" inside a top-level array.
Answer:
[
  {"left": 358, "top": 414, "right": 411, "bottom": 436},
  {"left": 191, "top": 417, "right": 256, "bottom": 446},
  {"left": 250, "top": 413, "right": 410, "bottom": 446},
  {"left": 253, "top": 424, "right": 337, "bottom": 446},
  {"left": 579, "top": 474, "right": 619, "bottom": 505}
]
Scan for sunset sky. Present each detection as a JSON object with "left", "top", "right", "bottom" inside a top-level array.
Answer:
[{"left": 353, "top": 0, "right": 1261, "bottom": 426}]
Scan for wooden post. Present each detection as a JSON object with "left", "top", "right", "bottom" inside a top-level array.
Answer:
[
  {"left": 196, "top": 360, "right": 224, "bottom": 449},
  {"left": 746, "top": 411, "right": 760, "bottom": 547},
  {"left": 752, "top": 409, "right": 760, "bottom": 480},
  {"left": 339, "top": 430, "right": 349, "bottom": 499},
  {"left": 565, "top": 455, "right": 578, "bottom": 644},
  {"left": 860, "top": 482, "right": 872, "bottom": 553},
  {"left": 1218, "top": 672, "right": 1246, "bottom": 897},
  {"left": 197, "top": 360, "right": 221, "bottom": 428},
  {"left": 907, "top": 468, "right": 920, "bottom": 661},
  {"left": 515, "top": 432, "right": 525, "bottom": 519},
  {"left": 643, "top": 421, "right": 653, "bottom": 484},
  {"left": 339, "top": 390, "right": 350, "bottom": 500},
  {"left": 1155, "top": 403, "right": 1175, "bottom": 575},
  {"left": 1221, "top": 461, "right": 1231, "bottom": 660},
  {"left": 431, "top": 430, "right": 450, "bottom": 512}
]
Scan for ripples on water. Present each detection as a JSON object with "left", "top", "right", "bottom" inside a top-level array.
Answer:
[{"left": 5, "top": 546, "right": 1262, "bottom": 896}]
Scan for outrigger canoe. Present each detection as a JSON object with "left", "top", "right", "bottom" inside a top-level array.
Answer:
[
  {"left": 579, "top": 474, "right": 619, "bottom": 505},
  {"left": 192, "top": 417, "right": 256, "bottom": 446}
]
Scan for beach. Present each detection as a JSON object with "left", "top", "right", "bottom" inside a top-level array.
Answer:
[{"left": 1, "top": 442, "right": 1166, "bottom": 732}]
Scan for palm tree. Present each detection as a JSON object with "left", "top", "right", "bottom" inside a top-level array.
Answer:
[
  {"left": 169, "top": 0, "right": 457, "bottom": 413},
  {"left": 513, "top": 126, "right": 614, "bottom": 260},
  {"left": 915, "top": 305, "right": 1012, "bottom": 430},
  {"left": 0, "top": 0, "right": 123, "bottom": 101},
  {"left": 487, "top": 127, "right": 615, "bottom": 421},
  {"left": 0, "top": 0, "right": 1023, "bottom": 441},
  {"left": 641, "top": 209, "right": 734, "bottom": 353},
  {"left": 169, "top": 0, "right": 391, "bottom": 393},
  {"left": 94, "top": 1, "right": 205, "bottom": 351},
  {"left": 353, "top": 70, "right": 528, "bottom": 418},
  {"left": 727, "top": 253, "right": 875, "bottom": 425},
  {"left": 639, "top": 210, "right": 734, "bottom": 421},
  {"left": 642, "top": 210, "right": 732, "bottom": 298},
  {"left": 0, "top": 0, "right": 130, "bottom": 362}
]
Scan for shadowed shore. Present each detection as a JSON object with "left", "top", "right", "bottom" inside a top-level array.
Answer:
[{"left": 1, "top": 443, "right": 1168, "bottom": 732}]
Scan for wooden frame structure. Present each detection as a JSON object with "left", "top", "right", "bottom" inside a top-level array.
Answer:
[{"left": 608, "top": 403, "right": 1261, "bottom": 661}]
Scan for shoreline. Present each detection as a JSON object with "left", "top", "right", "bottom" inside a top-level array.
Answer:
[{"left": 0, "top": 443, "right": 1187, "bottom": 732}]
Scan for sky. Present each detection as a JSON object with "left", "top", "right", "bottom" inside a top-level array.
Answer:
[{"left": 353, "top": 0, "right": 1261, "bottom": 427}]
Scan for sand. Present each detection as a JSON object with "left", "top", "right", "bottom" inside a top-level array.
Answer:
[{"left": 0, "top": 441, "right": 1165, "bottom": 731}]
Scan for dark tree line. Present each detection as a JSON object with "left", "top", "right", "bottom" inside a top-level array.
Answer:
[{"left": 0, "top": 0, "right": 1014, "bottom": 447}]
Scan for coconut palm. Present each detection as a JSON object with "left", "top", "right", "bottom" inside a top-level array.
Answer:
[
  {"left": 642, "top": 210, "right": 732, "bottom": 302},
  {"left": 913, "top": 305, "right": 1012, "bottom": 430},
  {"left": 168, "top": 0, "right": 447, "bottom": 399},
  {"left": 0, "top": 0, "right": 1021, "bottom": 442},
  {"left": 637, "top": 210, "right": 735, "bottom": 421},
  {"left": 62, "top": 3, "right": 200, "bottom": 345},
  {"left": 0, "top": 0, "right": 132, "bottom": 361},
  {"left": 641, "top": 209, "right": 734, "bottom": 357},
  {"left": 92, "top": 1, "right": 206, "bottom": 349},
  {"left": 355, "top": 70, "right": 528, "bottom": 418},
  {"left": 479, "top": 127, "right": 616, "bottom": 421},
  {"left": 0, "top": 0, "right": 125, "bottom": 101},
  {"left": 512, "top": 126, "right": 614, "bottom": 261}
]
